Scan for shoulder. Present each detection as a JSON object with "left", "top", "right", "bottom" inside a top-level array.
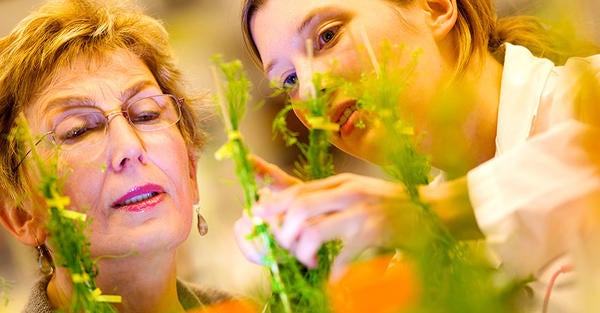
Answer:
[
  {"left": 22, "top": 275, "right": 54, "bottom": 313},
  {"left": 539, "top": 51, "right": 600, "bottom": 130},
  {"left": 501, "top": 43, "right": 600, "bottom": 135},
  {"left": 22, "top": 276, "right": 234, "bottom": 313},
  {"left": 496, "top": 43, "right": 556, "bottom": 152}
]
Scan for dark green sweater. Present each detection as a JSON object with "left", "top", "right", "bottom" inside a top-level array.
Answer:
[{"left": 23, "top": 275, "right": 231, "bottom": 312}]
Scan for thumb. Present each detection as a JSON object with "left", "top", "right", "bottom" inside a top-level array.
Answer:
[{"left": 233, "top": 214, "right": 266, "bottom": 265}]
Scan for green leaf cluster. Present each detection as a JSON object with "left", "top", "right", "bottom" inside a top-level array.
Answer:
[
  {"left": 10, "top": 115, "right": 118, "bottom": 313},
  {"left": 337, "top": 42, "right": 529, "bottom": 313},
  {"left": 212, "top": 56, "right": 340, "bottom": 313}
]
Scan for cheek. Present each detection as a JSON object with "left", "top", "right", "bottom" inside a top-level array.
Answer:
[
  {"left": 292, "top": 107, "right": 310, "bottom": 129},
  {"left": 161, "top": 132, "right": 190, "bottom": 172},
  {"left": 334, "top": 54, "right": 363, "bottom": 81},
  {"left": 148, "top": 131, "right": 195, "bottom": 195},
  {"left": 328, "top": 42, "right": 363, "bottom": 81},
  {"left": 59, "top": 161, "right": 105, "bottom": 212}
]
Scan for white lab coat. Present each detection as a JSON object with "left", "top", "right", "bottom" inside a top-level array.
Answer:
[{"left": 467, "top": 43, "right": 600, "bottom": 313}]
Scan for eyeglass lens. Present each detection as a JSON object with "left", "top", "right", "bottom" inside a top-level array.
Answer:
[{"left": 52, "top": 94, "right": 181, "bottom": 149}]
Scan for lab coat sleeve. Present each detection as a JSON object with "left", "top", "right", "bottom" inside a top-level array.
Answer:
[{"left": 467, "top": 120, "right": 600, "bottom": 277}]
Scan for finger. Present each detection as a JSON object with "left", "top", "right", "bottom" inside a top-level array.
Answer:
[
  {"left": 277, "top": 173, "right": 375, "bottom": 194},
  {"left": 249, "top": 154, "right": 302, "bottom": 191},
  {"left": 293, "top": 226, "right": 322, "bottom": 268},
  {"left": 276, "top": 183, "right": 375, "bottom": 248},
  {"left": 254, "top": 173, "right": 361, "bottom": 218},
  {"left": 294, "top": 201, "right": 390, "bottom": 269},
  {"left": 282, "top": 204, "right": 364, "bottom": 267},
  {"left": 233, "top": 215, "right": 265, "bottom": 265},
  {"left": 257, "top": 173, "right": 399, "bottom": 216},
  {"left": 259, "top": 174, "right": 404, "bottom": 249}
]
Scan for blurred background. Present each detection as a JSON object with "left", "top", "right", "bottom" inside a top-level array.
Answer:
[{"left": 0, "top": 0, "right": 598, "bottom": 312}]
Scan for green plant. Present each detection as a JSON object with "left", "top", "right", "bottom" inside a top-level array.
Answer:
[
  {"left": 271, "top": 71, "right": 344, "bottom": 313},
  {"left": 211, "top": 55, "right": 340, "bottom": 313},
  {"left": 339, "top": 41, "right": 529, "bottom": 313},
  {"left": 211, "top": 56, "right": 295, "bottom": 313},
  {"left": 10, "top": 114, "right": 120, "bottom": 313}
]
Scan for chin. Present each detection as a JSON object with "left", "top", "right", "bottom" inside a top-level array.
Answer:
[
  {"left": 334, "top": 135, "right": 384, "bottom": 166},
  {"left": 91, "top": 222, "right": 191, "bottom": 259}
]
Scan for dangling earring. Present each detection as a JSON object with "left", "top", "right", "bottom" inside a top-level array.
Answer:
[
  {"left": 194, "top": 204, "right": 208, "bottom": 236},
  {"left": 35, "top": 237, "right": 54, "bottom": 276}
]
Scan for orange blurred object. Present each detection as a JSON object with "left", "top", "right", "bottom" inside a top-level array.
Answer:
[
  {"left": 188, "top": 255, "right": 417, "bottom": 313},
  {"left": 328, "top": 254, "right": 418, "bottom": 313}
]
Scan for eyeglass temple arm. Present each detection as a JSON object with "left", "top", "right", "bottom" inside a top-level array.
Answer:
[{"left": 13, "top": 132, "right": 52, "bottom": 172}]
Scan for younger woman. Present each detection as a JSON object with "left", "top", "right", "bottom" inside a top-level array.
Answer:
[{"left": 234, "top": 0, "right": 600, "bottom": 312}]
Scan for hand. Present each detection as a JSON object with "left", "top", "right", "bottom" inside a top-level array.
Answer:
[{"left": 233, "top": 156, "right": 414, "bottom": 273}]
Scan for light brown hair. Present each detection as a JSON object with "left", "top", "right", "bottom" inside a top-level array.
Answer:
[{"left": 241, "top": 0, "right": 598, "bottom": 72}]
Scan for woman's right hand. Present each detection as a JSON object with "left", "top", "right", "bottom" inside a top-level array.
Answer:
[{"left": 233, "top": 155, "right": 418, "bottom": 273}]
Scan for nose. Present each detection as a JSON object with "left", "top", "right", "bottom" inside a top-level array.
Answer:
[
  {"left": 107, "top": 115, "right": 146, "bottom": 171},
  {"left": 296, "top": 76, "right": 316, "bottom": 102},
  {"left": 294, "top": 57, "right": 323, "bottom": 101}
]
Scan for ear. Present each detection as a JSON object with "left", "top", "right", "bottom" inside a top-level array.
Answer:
[
  {"left": 188, "top": 151, "right": 200, "bottom": 204},
  {"left": 423, "top": 0, "right": 458, "bottom": 40},
  {"left": 0, "top": 199, "right": 47, "bottom": 247}
]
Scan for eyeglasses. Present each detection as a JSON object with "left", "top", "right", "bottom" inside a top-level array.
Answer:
[{"left": 14, "top": 94, "right": 183, "bottom": 171}]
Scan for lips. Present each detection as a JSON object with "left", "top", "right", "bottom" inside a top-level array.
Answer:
[
  {"left": 331, "top": 99, "right": 358, "bottom": 136},
  {"left": 112, "top": 184, "right": 165, "bottom": 212},
  {"left": 338, "top": 106, "right": 355, "bottom": 126}
]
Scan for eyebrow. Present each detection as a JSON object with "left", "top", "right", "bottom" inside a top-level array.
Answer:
[
  {"left": 264, "top": 5, "right": 343, "bottom": 76},
  {"left": 43, "top": 80, "right": 158, "bottom": 114}
]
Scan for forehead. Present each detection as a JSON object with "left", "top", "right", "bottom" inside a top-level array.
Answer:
[
  {"left": 251, "top": 0, "right": 354, "bottom": 63},
  {"left": 25, "top": 49, "right": 159, "bottom": 129},
  {"left": 252, "top": 0, "right": 350, "bottom": 34},
  {"left": 35, "top": 49, "right": 157, "bottom": 105},
  {"left": 251, "top": 0, "right": 394, "bottom": 29},
  {"left": 46, "top": 49, "right": 153, "bottom": 90},
  {"left": 251, "top": 0, "right": 399, "bottom": 72}
]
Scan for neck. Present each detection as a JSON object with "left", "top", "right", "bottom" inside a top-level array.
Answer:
[
  {"left": 428, "top": 52, "right": 503, "bottom": 178},
  {"left": 48, "top": 251, "right": 184, "bottom": 313}
]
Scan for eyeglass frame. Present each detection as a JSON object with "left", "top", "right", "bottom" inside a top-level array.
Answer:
[{"left": 12, "top": 94, "right": 184, "bottom": 172}]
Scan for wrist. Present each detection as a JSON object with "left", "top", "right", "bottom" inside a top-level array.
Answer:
[{"left": 418, "top": 176, "right": 483, "bottom": 240}]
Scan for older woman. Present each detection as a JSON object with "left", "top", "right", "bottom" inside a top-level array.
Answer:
[{"left": 0, "top": 0, "right": 229, "bottom": 312}]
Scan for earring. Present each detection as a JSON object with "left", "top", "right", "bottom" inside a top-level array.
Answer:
[
  {"left": 194, "top": 204, "right": 208, "bottom": 236},
  {"left": 35, "top": 237, "right": 54, "bottom": 276}
]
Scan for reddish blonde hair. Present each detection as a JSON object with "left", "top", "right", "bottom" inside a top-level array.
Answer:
[{"left": 0, "top": 0, "right": 207, "bottom": 205}]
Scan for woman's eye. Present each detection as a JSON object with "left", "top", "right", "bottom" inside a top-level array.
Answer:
[
  {"left": 63, "top": 127, "right": 89, "bottom": 140},
  {"left": 317, "top": 23, "right": 342, "bottom": 49},
  {"left": 59, "top": 124, "right": 101, "bottom": 143},
  {"left": 131, "top": 111, "right": 161, "bottom": 124},
  {"left": 320, "top": 29, "right": 336, "bottom": 44},
  {"left": 282, "top": 72, "right": 298, "bottom": 90},
  {"left": 54, "top": 112, "right": 104, "bottom": 144}
]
